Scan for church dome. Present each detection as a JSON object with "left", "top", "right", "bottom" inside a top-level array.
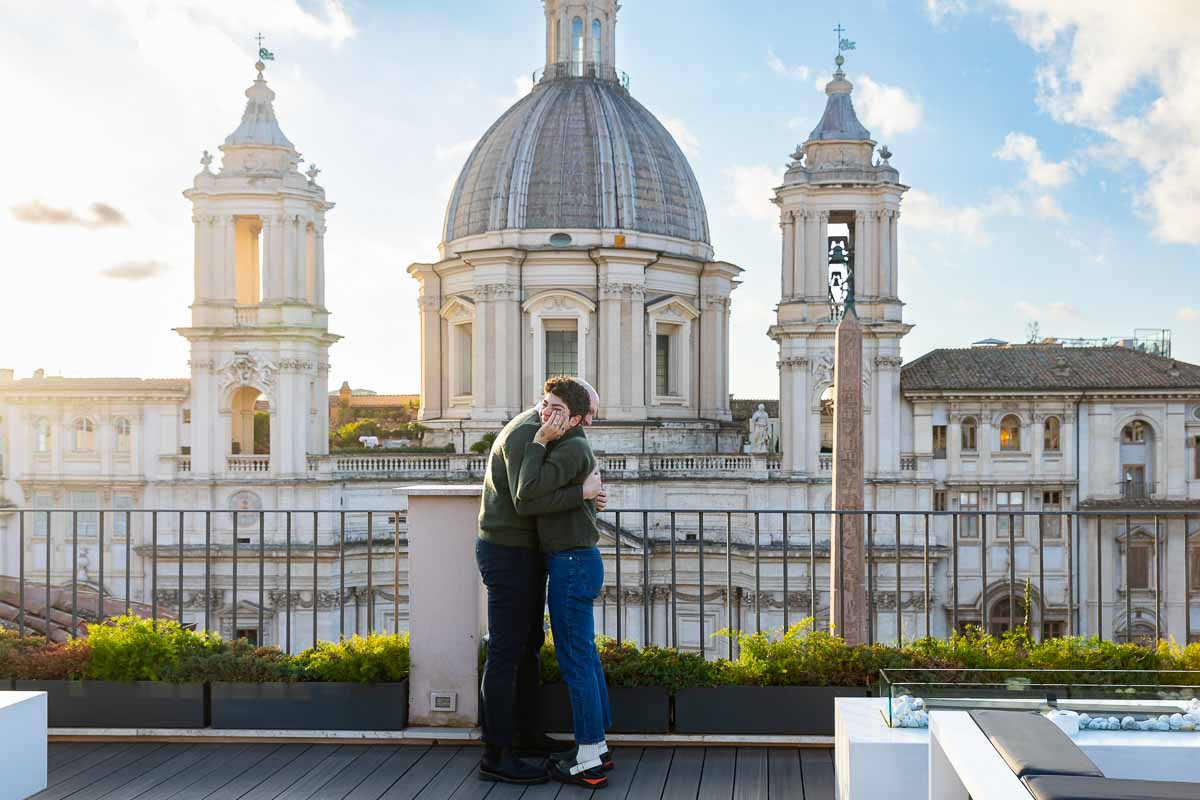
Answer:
[{"left": 442, "top": 76, "right": 710, "bottom": 247}]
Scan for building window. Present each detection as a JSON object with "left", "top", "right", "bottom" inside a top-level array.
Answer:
[
  {"left": 115, "top": 418, "right": 131, "bottom": 452},
  {"left": 1126, "top": 539, "right": 1152, "bottom": 591},
  {"left": 932, "top": 425, "right": 947, "bottom": 459},
  {"left": 1041, "top": 490, "right": 1062, "bottom": 538},
  {"left": 655, "top": 334, "right": 670, "bottom": 396},
  {"left": 236, "top": 628, "right": 259, "bottom": 646},
  {"left": 959, "top": 491, "right": 979, "bottom": 537},
  {"left": 35, "top": 418, "right": 51, "bottom": 453},
  {"left": 934, "top": 490, "right": 947, "bottom": 512},
  {"left": 1043, "top": 416, "right": 1060, "bottom": 452},
  {"left": 34, "top": 493, "right": 53, "bottom": 536},
  {"left": 72, "top": 418, "right": 95, "bottom": 451},
  {"left": 996, "top": 490, "right": 1025, "bottom": 538},
  {"left": 1000, "top": 415, "right": 1021, "bottom": 451},
  {"left": 1189, "top": 543, "right": 1200, "bottom": 592},
  {"left": 452, "top": 322, "right": 473, "bottom": 397},
  {"left": 113, "top": 493, "right": 133, "bottom": 537},
  {"left": 571, "top": 17, "right": 584, "bottom": 76},
  {"left": 1122, "top": 421, "right": 1148, "bottom": 443},
  {"left": 1042, "top": 621, "right": 1065, "bottom": 640},
  {"left": 961, "top": 417, "right": 977, "bottom": 451},
  {"left": 591, "top": 19, "right": 602, "bottom": 71},
  {"left": 1192, "top": 436, "right": 1200, "bottom": 479},
  {"left": 545, "top": 327, "right": 578, "bottom": 377},
  {"left": 71, "top": 491, "right": 99, "bottom": 536}
]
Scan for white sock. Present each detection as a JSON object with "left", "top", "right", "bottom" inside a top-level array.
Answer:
[
  {"left": 598, "top": 739, "right": 608, "bottom": 753},
  {"left": 570, "top": 742, "right": 605, "bottom": 774}
]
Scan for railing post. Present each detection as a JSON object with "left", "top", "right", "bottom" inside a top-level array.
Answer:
[{"left": 397, "top": 485, "right": 484, "bottom": 727}]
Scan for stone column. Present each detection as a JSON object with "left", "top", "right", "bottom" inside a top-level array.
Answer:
[
  {"left": 781, "top": 213, "right": 795, "bottom": 299},
  {"left": 793, "top": 210, "right": 807, "bottom": 297},
  {"left": 598, "top": 282, "right": 623, "bottom": 414},
  {"left": 221, "top": 216, "right": 236, "bottom": 303},
  {"left": 889, "top": 210, "right": 900, "bottom": 297},
  {"left": 860, "top": 209, "right": 875, "bottom": 299},
  {"left": 830, "top": 308, "right": 867, "bottom": 644},
  {"left": 806, "top": 211, "right": 822, "bottom": 301},
  {"left": 260, "top": 216, "right": 275, "bottom": 302},
  {"left": 780, "top": 356, "right": 809, "bottom": 473},
  {"left": 314, "top": 226, "right": 326, "bottom": 308},
  {"left": 398, "top": 485, "right": 486, "bottom": 727},
  {"left": 192, "top": 216, "right": 205, "bottom": 301},
  {"left": 816, "top": 211, "right": 829, "bottom": 301},
  {"left": 876, "top": 210, "right": 891, "bottom": 302},
  {"left": 853, "top": 211, "right": 866, "bottom": 300}
]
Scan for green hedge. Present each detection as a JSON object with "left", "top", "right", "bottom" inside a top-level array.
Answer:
[
  {"left": 7, "top": 616, "right": 1200, "bottom": 689},
  {"left": 0, "top": 617, "right": 410, "bottom": 684},
  {"left": 536, "top": 620, "right": 1200, "bottom": 690}
]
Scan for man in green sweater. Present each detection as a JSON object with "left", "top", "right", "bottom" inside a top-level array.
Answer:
[
  {"left": 475, "top": 377, "right": 605, "bottom": 785},
  {"left": 513, "top": 378, "right": 613, "bottom": 788}
]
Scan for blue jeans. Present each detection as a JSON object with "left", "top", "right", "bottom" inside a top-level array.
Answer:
[{"left": 545, "top": 547, "right": 611, "bottom": 745}]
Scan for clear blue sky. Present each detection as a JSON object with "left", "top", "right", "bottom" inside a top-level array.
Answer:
[{"left": 2, "top": 0, "right": 1196, "bottom": 397}]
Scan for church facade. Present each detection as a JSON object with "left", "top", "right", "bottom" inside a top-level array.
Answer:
[{"left": 3, "top": 0, "right": 1200, "bottom": 649}]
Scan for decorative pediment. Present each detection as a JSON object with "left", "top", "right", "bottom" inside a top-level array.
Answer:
[
  {"left": 439, "top": 295, "right": 475, "bottom": 323},
  {"left": 646, "top": 295, "right": 700, "bottom": 322},
  {"left": 522, "top": 289, "right": 596, "bottom": 315},
  {"left": 220, "top": 353, "right": 276, "bottom": 393}
]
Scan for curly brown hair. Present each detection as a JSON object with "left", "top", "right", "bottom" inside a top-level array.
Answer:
[{"left": 544, "top": 376, "right": 591, "bottom": 419}]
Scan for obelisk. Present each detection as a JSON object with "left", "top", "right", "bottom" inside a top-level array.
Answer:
[{"left": 830, "top": 305, "right": 867, "bottom": 644}]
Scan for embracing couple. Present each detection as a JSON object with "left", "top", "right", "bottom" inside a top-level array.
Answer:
[{"left": 475, "top": 376, "right": 613, "bottom": 788}]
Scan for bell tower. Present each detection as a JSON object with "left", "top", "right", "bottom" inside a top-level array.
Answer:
[
  {"left": 768, "top": 52, "right": 912, "bottom": 477},
  {"left": 178, "top": 57, "right": 340, "bottom": 478}
]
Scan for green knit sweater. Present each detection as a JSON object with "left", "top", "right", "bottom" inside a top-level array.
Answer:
[
  {"left": 515, "top": 425, "right": 598, "bottom": 552},
  {"left": 477, "top": 408, "right": 585, "bottom": 548}
]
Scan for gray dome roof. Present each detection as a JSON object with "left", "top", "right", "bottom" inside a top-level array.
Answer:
[{"left": 443, "top": 78, "right": 710, "bottom": 245}]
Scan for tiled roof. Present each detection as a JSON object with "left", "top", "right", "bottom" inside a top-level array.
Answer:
[
  {"left": 1079, "top": 498, "right": 1200, "bottom": 510},
  {"left": 901, "top": 346, "right": 1200, "bottom": 392},
  {"left": 0, "top": 377, "right": 189, "bottom": 392}
]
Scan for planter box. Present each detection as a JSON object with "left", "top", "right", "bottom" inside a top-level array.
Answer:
[
  {"left": 540, "top": 684, "right": 670, "bottom": 734},
  {"left": 211, "top": 681, "right": 409, "bottom": 730},
  {"left": 674, "top": 686, "right": 870, "bottom": 736},
  {"left": 13, "top": 680, "right": 206, "bottom": 728}
]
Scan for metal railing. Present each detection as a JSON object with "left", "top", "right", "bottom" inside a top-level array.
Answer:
[
  {"left": 1120, "top": 480, "right": 1156, "bottom": 500},
  {"left": 1, "top": 507, "right": 1195, "bottom": 658}
]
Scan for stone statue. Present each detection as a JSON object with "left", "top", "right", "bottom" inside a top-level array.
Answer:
[{"left": 749, "top": 403, "right": 771, "bottom": 453}]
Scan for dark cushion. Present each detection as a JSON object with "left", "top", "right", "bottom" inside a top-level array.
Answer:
[
  {"left": 969, "top": 710, "right": 1104, "bottom": 779},
  {"left": 1024, "top": 775, "right": 1200, "bottom": 800}
]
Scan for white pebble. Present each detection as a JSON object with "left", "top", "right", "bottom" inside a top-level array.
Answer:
[
  {"left": 1122, "top": 716, "right": 1137, "bottom": 730},
  {"left": 1157, "top": 720, "right": 1171, "bottom": 731}
]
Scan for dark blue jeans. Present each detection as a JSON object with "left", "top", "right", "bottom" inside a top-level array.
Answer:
[
  {"left": 476, "top": 538, "right": 547, "bottom": 748},
  {"left": 546, "top": 547, "right": 611, "bottom": 745}
]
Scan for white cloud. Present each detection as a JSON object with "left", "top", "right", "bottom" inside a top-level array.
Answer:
[
  {"left": 995, "top": 0, "right": 1200, "bottom": 244},
  {"left": 497, "top": 74, "right": 534, "bottom": 108},
  {"left": 724, "top": 164, "right": 779, "bottom": 224},
  {"left": 995, "top": 132, "right": 1073, "bottom": 188},
  {"left": 767, "top": 47, "right": 810, "bottom": 80},
  {"left": 435, "top": 139, "right": 477, "bottom": 162},
  {"left": 901, "top": 189, "right": 991, "bottom": 245},
  {"left": 661, "top": 116, "right": 700, "bottom": 157},
  {"left": 100, "top": 260, "right": 169, "bottom": 281},
  {"left": 100, "top": 0, "right": 354, "bottom": 49},
  {"left": 1178, "top": 307, "right": 1199, "bottom": 321},
  {"left": 1015, "top": 300, "right": 1079, "bottom": 321},
  {"left": 1034, "top": 193, "right": 1067, "bottom": 220},
  {"left": 927, "top": 0, "right": 970, "bottom": 25},
  {"left": 854, "top": 75, "right": 923, "bottom": 138}
]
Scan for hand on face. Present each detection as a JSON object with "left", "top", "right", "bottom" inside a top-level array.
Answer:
[{"left": 534, "top": 404, "right": 575, "bottom": 445}]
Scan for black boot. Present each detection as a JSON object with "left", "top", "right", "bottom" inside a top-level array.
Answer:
[
  {"left": 478, "top": 745, "right": 548, "bottom": 785},
  {"left": 514, "top": 732, "right": 574, "bottom": 757}
]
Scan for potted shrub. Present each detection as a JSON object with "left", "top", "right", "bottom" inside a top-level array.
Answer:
[
  {"left": 538, "top": 638, "right": 675, "bottom": 734},
  {"left": 7, "top": 618, "right": 209, "bottom": 728},
  {"left": 208, "top": 634, "right": 410, "bottom": 731},
  {"left": 673, "top": 622, "right": 874, "bottom": 736}
]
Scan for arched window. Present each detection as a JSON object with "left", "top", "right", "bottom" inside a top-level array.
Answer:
[
  {"left": 35, "top": 418, "right": 51, "bottom": 453},
  {"left": 1043, "top": 416, "right": 1060, "bottom": 452},
  {"left": 591, "top": 19, "right": 602, "bottom": 72},
  {"left": 72, "top": 418, "right": 95, "bottom": 451},
  {"left": 961, "top": 416, "right": 978, "bottom": 451},
  {"left": 1122, "top": 421, "right": 1148, "bottom": 443},
  {"left": 571, "top": 17, "right": 584, "bottom": 76},
  {"left": 115, "top": 418, "right": 132, "bottom": 452},
  {"left": 1000, "top": 414, "right": 1021, "bottom": 451}
]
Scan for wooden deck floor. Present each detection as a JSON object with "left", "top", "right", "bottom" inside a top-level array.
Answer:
[{"left": 36, "top": 743, "right": 835, "bottom": 800}]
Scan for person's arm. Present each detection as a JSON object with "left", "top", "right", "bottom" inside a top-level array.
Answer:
[
  {"left": 503, "top": 429, "right": 584, "bottom": 516},
  {"left": 514, "top": 439, "right": 586, "bottom": 505}
]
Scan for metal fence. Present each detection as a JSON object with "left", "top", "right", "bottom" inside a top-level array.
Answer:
[{"left": 1, "top": 507, "right": 1196, "bottom": 658}]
